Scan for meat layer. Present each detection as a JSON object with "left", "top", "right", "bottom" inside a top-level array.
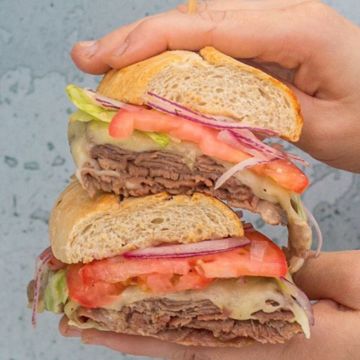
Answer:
[
  {"left": 76, "top": 298, "right": 302, "bottom": 347},
  {"left": 80, "top": 145, "right": 284, "bottom": 225}
]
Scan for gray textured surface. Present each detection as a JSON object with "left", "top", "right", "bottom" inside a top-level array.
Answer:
[{"left": 1, "top": 1, "right": 359, "bottom": 359}]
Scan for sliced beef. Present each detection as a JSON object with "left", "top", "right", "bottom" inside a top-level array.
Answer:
[
  {"left": 81, "top": 144, "right": 284, "bottom": 225},
  {"left": 76, "top": 298, "right": 302, "bottom": 347}
]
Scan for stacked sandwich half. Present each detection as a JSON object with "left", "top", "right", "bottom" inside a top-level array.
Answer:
[{"left": 28, "top": 47, "right": 317, "bottom": 347}]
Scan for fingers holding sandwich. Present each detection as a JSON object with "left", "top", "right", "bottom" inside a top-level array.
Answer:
[
  {"left": 71, "top": 1, "right": 337, "bottom": 89},
  {"left": 71, "top": 18, "right": 147, "bottom": 74},
  {"left": 71, "top": 3, "right": 306, "bottom": 69}
]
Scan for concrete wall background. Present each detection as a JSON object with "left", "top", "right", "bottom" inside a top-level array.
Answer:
[{"left": 1, "top": 1, "right": 359, "bottom": 359}]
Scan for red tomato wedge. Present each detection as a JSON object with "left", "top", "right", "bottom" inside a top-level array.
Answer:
[
  {"left": 108, "top": 108, "right": 308, "bottom": 193},
  {"left": 67, "top": 264, "right": 124, "bottom": 308}
]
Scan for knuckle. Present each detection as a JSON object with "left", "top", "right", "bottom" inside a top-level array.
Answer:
[
  {"left": 307, "top": 3, "right": 341, "bottom": 29},
  {"left": 195, "top": 6, "right": 229, "bottom": 43},
  {"left": 293, "top": 1, "right": 340, "bottom": 48},
  {"left": 198, "top": 8, "right": 228, "bottom": 24}
]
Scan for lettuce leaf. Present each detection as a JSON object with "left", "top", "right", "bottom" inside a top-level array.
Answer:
[
  {"left": 291, "top": 194, "right": 307, "bottom": 221},
  {"left": 145, "top": 132, "right": 170, "bottom": 148},
  {"left": 67, "top": 84, "right": 171, "bottom": 148},
  {"left": 66, "top": 84, "right": 116, "bottom": 123},
  {"left": 44, "top": 270, "right": 69, "bottom": 313},
  {"left": 69, "top": 109, "right": 97, "bottom": 123}
]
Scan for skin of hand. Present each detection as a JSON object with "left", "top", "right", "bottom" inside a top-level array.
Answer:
[
  {"left": 71, "top": 0, "right": 360, "bottom": 173},
  {"left": 60, "top": 251, "right": 360, "bottom": 360}
]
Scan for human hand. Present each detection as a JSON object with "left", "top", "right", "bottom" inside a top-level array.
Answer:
[
  {"left": 70, "top": 0, "right": 360, "bottom": 172},
  {"left": 60, "top": 251, "right": 360, "bottom": 360}
]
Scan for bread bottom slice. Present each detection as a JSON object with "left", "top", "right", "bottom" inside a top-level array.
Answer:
[{"left": 69, "top": 298, "right": 302, "bottom": 347}]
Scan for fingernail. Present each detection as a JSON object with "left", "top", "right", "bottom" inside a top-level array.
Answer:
[
  {"left": 77, "top": 40, "right": 99, "bottom": 58},
  {"left": 114, "top": 39, "right": 130, "bottom": 57}
]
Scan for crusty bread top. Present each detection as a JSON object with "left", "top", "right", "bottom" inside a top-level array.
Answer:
[
  {"left": 49, "top": 180, "right": 244, "bottom": 264},
  {"left": 97, "top": 47, "right": 303, "bottom": 141}
]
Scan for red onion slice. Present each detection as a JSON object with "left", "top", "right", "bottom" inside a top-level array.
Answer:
[
  {"left": 215, "top": 157, "right": 268, "bottom": 189},
  {"left": 279, "top": 277, "right": 314, "bottom": 326},
  {"left": 124, "top": 237, "right": 250, "bottom": 259},
  {"left": 146, "top": 92, "right": 279, "bottom": 136},
  {"left": 31, "top": 247, "right": 53, "bottom": 327},
  {"left": 220, "top": 129, "right": 309, "bottom": 167},
  {"left": 38, "top": 247, "right": 52, "bottom": 262},
  {"left": 219, "top": 130, "right": 273, "bottom": 160},
  {"left": 85, "top": 89, "right": 140, "bottom": 112},
  {"left": 243, "top": 222, "right": 255, "bottom": 232},
  {"left": 304, "top": 206, "right": 323, "bottom": 257},
  {"left": 148, "top": 92, "right": 309, "bottom": 167}
]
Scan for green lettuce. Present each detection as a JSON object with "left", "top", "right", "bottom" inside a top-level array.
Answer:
[
  {"left": 66, "top": 84, "right": 116, "bottom": 123},
  {"left": 69, "top": 109, "right": 97, "bottom": 122},
  {"left": 145, "top": 132, "right": 170, "bottom": 148},
  {"left": 44, "top": 270, "right": 69, "bottom": 313},
  {"left": 67, "top": 84, "right": 171, "bottom": 148},
  {"left": 291, "top": 194, "right": 307, "bottom": 221}
]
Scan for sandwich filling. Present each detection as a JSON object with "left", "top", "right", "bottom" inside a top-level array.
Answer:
[
  {"left": 66, "top": 289, "right": 303, "bottom": 347},
  {"left": 29, "top": 230, "right": 313, "bottom": 346},
  {"left": 82, "top": 144, "right": 284, "bottom": 225},
  {"left": 67, "top": 85, "right": 314, "bottom": 272}
]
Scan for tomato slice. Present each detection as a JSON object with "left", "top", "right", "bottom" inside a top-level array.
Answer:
[
  {"left": 253, "top": 159, "right": 309, "bottom": 194},
  {"left": 66, "top": 230, "right": 287, "bottom": 307},
  {"left": 108, "top": 110, "right": 134, "bottom": 138},
  {"left": 79, "top": 230, "right": 287, "bottom": 286},
  {"left": 139, "top": 272, "right": 213, "bottom": 293},
  {"left": 67, "top": 264, "right": 124, "bottom": 308},
  {"left": 197, "top": 230, "right": 287, "bottom": 278},
  {"left": 108, "top": 109, "right": 308, "bottom": 193},
  {"left": 80, "top": 257, "right": 191, "bottom": 284}
]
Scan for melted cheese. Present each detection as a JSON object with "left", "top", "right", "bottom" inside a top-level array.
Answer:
[
  {"left": 69, "top": 118, "right": 201, "bottom": 169},
  {"left": 233, "top": 168, "right": 312, "bottom": 272},
  {"left": 107, "top": 277, "right": 288, "bottom": 317}
]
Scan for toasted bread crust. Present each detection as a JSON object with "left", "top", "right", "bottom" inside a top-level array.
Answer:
[
  {"left": 97, "top": 51, "right": 200, "bottom": 105},
  {"left": 199, "top": 47, "right": 303, "bottom": 140},
  {"left": 97, "top": 47, "right": 303, "bottom": 141}
]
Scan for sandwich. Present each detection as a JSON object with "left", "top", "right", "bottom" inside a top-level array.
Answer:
[
  {"left": 28, "top": 180, "right": 313, "bottom": 347},
  {"left": 28, "top": 46, "right": 319, "bottom": 347},
  {"left": 66, "top": 47, "right": 315, "bottom": 273}
]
